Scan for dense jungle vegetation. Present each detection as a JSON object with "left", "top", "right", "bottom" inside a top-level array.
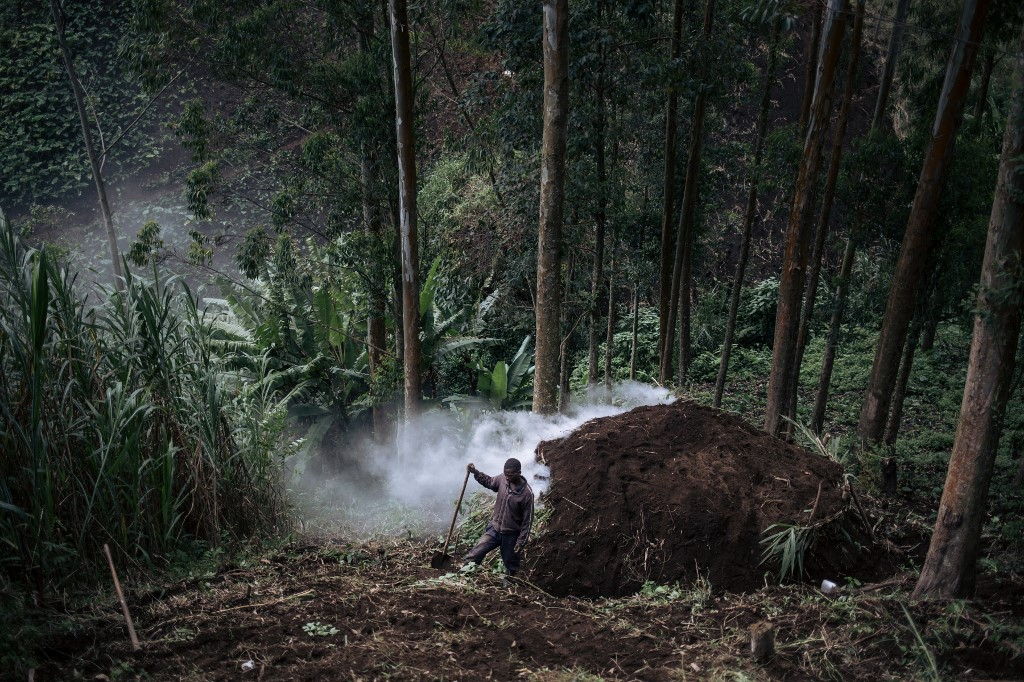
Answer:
[{"left": 2, "top": 0, "right": 1024, "bottom": 678}]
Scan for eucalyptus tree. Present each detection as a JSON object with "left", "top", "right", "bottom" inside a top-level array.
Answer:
[
  {"left": 915, "top": 25, "right": 1024, "bottom": 597},
  {"left": 660, "top": 0, "right": 716, "bottom": 385},
  {"left": 658, "top": 0, "right": 686, "bottom": 364},
  {"left": 785, "top": 0, "right": 866, "bottom": 427},
  {"left": 858, "top": 0, "right": 992, "bottom": 446},
  {"left": 714, "top": 0, "right": 794, "bottom": 407},
  {"left": 389, "top": 0, "right": 422, "bottom": 417},
  {"left": 534, "top": 0, "right": 570, "bottom": 414},
  {"left": 764, "top": 0, "right": 848, "bottom": 436}
]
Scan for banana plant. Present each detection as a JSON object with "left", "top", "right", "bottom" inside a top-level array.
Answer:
[{"left": 447, "top": 335, "right": 534, "bottom": 411}]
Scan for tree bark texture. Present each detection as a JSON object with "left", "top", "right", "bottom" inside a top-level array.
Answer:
[
  {"left": 661, "top": 0, "right": 715, "bottom": 385},
  {"left": 604, "top": 231, "right": 617, "bottom": 390},
  {"left": 798, "top": 1, "right": 824, "bottom": 138},
  {"left": 884, "top": 316, "right": 922, "bottom": 446},
  {"left": 858, "top": 0, "right": 991, "bottom": 446},
  {"left": 658, "top": 0, "right": 686, "bottom": 365},
  {"left": 49, "top": 0, "right": 124, "bottom": 289},
  {"left": 559, "top": 251, "right": 576, "bottom": 413},
  {"left": 588, "top": 61, "right": 608, "bottom": 386},
  {"left": 787, "top": 0, "right": 865, "bottom": 425},
  {"left": 812, "top": 233, "right": 857, "bottom": 434},
  {"left": 534, "top": 0, "right": 569, "bottom": 414},
  {"left": 715, "top": 23, "right": 781, "bottom": 408},
  {"left": 763, "top": 0, "right": 848, "bottom": 436},
  {"left": 389, "top": 0, "right": 422, "bottom": 417},
  {"left": 871, "top": 0, "right": 911, "bottom": 131},
  {"left": 914, "top": 28, "right": 1024, "bottom": 598},
  {"left": 972, "top": 51, "right": 996, "bottom": 130},
  {"left": 630, "top": 283, "right": 639, "bottom": 381}
]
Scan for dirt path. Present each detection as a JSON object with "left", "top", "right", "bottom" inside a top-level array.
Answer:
[{"left": 31, "top": 539, "right": 1024, "bottom": 681}]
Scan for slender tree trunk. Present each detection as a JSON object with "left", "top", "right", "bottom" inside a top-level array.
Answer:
[
  {"left": 764, "top": 0, "right": 848, "bottom": 436},
  {"left": 858, "top": 0, "right": 991, "bottom": 446},
  {"left": 49, "top": 0, "right": 123, "bottom": 288},
  {"left": 358, "top": 13, "right": 390, "bottom": 443},
  {"left": 884, "top": 317, "right": 922, "bottom": 446},
  {"left": 630, "top": 282, "right": 639, "bottom": 381},
  {"left": 389, "top": 0, "right": 422, "bottom": 418},
  {"left": 798, "top": 0, "right": 824, "bottom": 138},
  {"left": 914, "top": 28, "right": 1024, "bottom": 598},
  {"left": 534, "top": 0, "right": 569, "bottom": 415},
  {"left": 559, "top": 251, "right": 576, "bottom": 413},
  {"left": 661, "top": 0, "right": 715, "bottom": 385},
  {"left": 872, "top": 0, "right": 912, "bottom": 131},
  {"left": 605, "top": 229, "right": 617, "bottom": 391},
  {"left": 658, "top": 0, "right": 686, "bottom": 365},
  {"left": 972, "top": 51, "right": 996, "bottom": 131},
  {"left": 588, "top": 61, "right": 608, "bottom": 386},
  {"left": 715, "top": 23, "right": 781, "bottom": 408},
  {"left": 812, "top": 231, "right": 857, "bottom": 434},
  {"left": 787, "top": 0, "right": 866, "bottom": 426},
  {"left": 920, "top": 286, "right": 944, "bottom": 351}
]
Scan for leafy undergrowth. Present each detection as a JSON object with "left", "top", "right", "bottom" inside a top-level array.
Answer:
[{"left": 15, "top": 535, "right": 1024, "bottom": 682}]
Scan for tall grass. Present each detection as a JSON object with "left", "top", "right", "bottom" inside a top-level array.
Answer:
[{"left": 0, "top": 216, "right": 289, "bottom": 588}]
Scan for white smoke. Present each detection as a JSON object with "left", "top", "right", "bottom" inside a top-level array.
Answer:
[{"left": 293, "top": 381, "right": 672, "bottom": 538}]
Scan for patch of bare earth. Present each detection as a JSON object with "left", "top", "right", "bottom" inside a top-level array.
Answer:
[{"left": 31, "top": 539, "right": 1024, "bottom": 681}]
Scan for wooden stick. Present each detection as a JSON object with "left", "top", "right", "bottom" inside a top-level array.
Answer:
[
  {"left": 808, "top": 480, "right": 824, "bottom": 523},
  {"left": 103, "top": 543, "right": 141, "bottom": 651}
]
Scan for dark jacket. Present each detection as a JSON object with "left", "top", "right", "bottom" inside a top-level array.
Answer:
[{"left": 473, "top": 470, "right": 534, "bottom": 547}]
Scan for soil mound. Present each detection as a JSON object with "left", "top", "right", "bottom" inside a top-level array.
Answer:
[{"left": 528, "top": 401, "right": 854, "bottom": 596}]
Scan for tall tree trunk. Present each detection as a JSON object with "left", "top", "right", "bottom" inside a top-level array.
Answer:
[
  {"left": 658, "top": 0, "right": 686, "bottom": 366},
  {"left": 811, "top": 231, "right": 857, "bottom": 434},
  {"left": 534, "top": 0, "right": 569, "bottom": 415},
  {"left": 604, "top": 229, "right": 617, "bottom": 391},
  {"left": 49, "top": 0, "right": 123, "bottom": 289},
  {"left": 798, "top": 0, "right": 824, "bottom": 138},
  {"left": 764, "top": 0, "right": 848, "bottom": 436},
  {"left": 972, "top": 51, "right": 996, "bottom": 131},
  {"left": 787, "top": 0, "right": 866, "bottom": 426},
  {"left": 661, "top": 0, "right": 715, "bottom": 385},
  {"left": 858, "top": 0, "right": 991, "bottom": 446},
  {"left": 389, "top": 0, "right": 422, "bottom": 417},
  {"left": 630, "top": 282, "right": 639, "bottom": 381},
  {"left": 358, "top": 13, "right": 390, "bottom": 443},
  {"left": 588, "top": 60, "right": 608, "bottom": 386},
  {"left": 872, "top": 0, "right": 912, "bottom": 131},
  {"left": 715, "top": 23, "right": 781, "bottom": 408},
  {"left": 884, "top": 316, "right": 922, "bottom": 446},
  {"left": 559, "top": 251, "right": 576, "bottom": 413},
  {"left": 914, "top": 29, "right": 1024, "bottom": 598},
  {"left": 920, "top": 285, "right": 944, "bottom": 351}
]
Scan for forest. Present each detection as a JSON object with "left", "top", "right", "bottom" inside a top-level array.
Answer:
[{"left": 2, "top": 0, "right": 1024, "bottom": 679}]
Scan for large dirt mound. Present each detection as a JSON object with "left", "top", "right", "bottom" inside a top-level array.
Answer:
[{"left": 528, "top": 401, "right": 854, "bottom": 596}]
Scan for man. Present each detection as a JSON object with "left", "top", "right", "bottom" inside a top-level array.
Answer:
[{"left": 464, "top": 457, "right": 534, "bottom": 576}]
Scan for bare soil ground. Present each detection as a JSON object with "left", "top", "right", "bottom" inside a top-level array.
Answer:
[{"left": 27, "top": 538, "right": 1024, "bottom": 681}]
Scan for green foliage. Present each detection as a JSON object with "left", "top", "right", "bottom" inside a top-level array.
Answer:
[
  {"left": 0, "top": 217, "right": 289, "bottom": 587},
  {"left": 473, "top": 336, "right": 535, "bottom": 410},
  {"left": 0, "top": 1, "right": 158, "bottom": 205},
  {"left": 737, "top": 277, "right": 778, "bottom": 347},
  {"left": 760, "top": 523, "right": 815, "bottom": 582}
]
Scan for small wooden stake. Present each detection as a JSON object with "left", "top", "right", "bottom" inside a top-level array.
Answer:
[
  {"left": 750, "top": 621, "right": 774, "bottom": 662},
  {"left": 103, "top": 543, "right": 141, "bottom": 651}
]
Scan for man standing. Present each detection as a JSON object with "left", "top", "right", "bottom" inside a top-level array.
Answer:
[{"left": 464, "top": 458, "right": 534, "bottom": 576}]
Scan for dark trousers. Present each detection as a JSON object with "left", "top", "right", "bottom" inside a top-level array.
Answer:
[{"left": 464, "top": 524, "right": 520, "bottom": 575}]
